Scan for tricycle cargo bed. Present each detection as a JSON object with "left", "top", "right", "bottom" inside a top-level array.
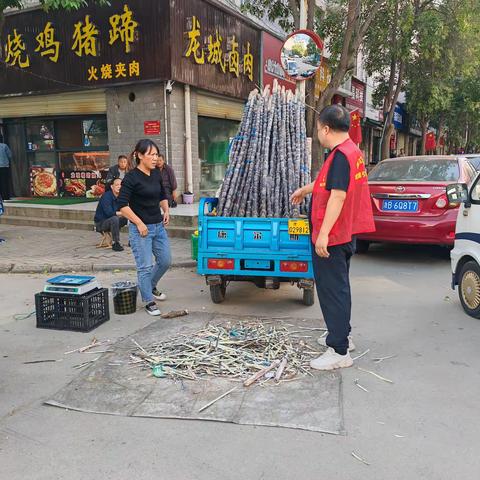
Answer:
[{"left": 197, "top": 198, "right": 313, "bottom": 278}]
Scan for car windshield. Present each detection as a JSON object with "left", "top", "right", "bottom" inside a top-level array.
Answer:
[
  {"left": 368, "top": 159, "right": 460, "bottom": 182},
  {"left": 467, "top": 156, "right": 480, "bottom": 170}
]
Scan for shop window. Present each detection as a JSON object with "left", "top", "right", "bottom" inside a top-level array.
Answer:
[
  {"left": 56, "top": 119, "right": 83, "bottom": 149},
  {"left": 30, "top": 151, "right": 56, "bottom": 168},
  {"left": 198, "top": 116, "right": 239, "bottom": 192},
  {"left": 25, "top": 120, "right": 55, "bottom": 152},
  {"left": 82, "top": 119, "right": 108, "bottom": 147},
  {"left": 59, "top": 151, "right": 110, "bottom": 171}
]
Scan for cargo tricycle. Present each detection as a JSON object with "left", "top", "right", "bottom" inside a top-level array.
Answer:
[{"left": 197, "top": 198, "right": 315, "bottom": 305}]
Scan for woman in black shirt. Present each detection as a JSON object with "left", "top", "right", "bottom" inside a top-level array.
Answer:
[{"left": 118, "top": 139, "right": 171, "bottom": 316}]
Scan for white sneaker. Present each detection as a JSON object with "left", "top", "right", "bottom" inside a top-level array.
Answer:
[
  {"left": 145, "top": 301, "right": 161, "bottom": 316},
  {"left": 310, "top": 348, "right": 353, "bottom": 370},
  {"left": 152, "top": 288, "right": 167, "bottom": 301},
  {"left": 317, "top": 332, "right": 356, "bottom": 352}
]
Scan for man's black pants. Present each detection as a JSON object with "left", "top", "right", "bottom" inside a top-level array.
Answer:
[
  {"left": 311, "top": 238, "right": 356, "bottom": 355},
  {"left": 95, "top": 216, "right": 127, "bottom": 243}
]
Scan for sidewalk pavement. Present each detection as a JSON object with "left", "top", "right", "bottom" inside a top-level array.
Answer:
[{"left": 0, "top": 224, "right": 195, "bottom": 273}]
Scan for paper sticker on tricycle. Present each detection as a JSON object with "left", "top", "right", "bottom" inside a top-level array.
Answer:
[{"left": 288, "top": 219, "right": 310, "bottom": 235}]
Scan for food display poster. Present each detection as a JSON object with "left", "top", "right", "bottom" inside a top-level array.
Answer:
[
  {"left": 59, "top": 170, "right": 108, "bottom": 198},
  {"left": 30, "top": 167, "right": 58, "bottom": 197}
]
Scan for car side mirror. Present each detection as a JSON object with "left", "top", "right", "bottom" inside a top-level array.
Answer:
[{"left": 446, "top": 183, "right": 469, "bottom": 206}]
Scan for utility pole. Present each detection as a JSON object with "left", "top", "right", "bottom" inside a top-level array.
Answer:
[{"left": 297, "top": 0, "right": 308, "bottom": 103}]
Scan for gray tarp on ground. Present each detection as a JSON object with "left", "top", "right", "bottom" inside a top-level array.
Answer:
[{"left": 46, "top": 312, "right": 344, "bottom": 435}]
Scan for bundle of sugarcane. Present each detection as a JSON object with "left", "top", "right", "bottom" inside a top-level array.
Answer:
[
  {"left": 217, "top": 81, "right": 310, "bottom": 218},
  {"left": 129, "top": 321, "right": 319, "bottom": 383}
]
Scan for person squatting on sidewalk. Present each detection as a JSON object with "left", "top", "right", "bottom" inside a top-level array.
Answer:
[
  {"left": 94, "top": 177, "right": 128, "bottom": 251},
  {"left": 291, "top": 105, "right": 375, "bottom": 371},
  {"left": 118, "top": 139, "right": 172, "bottom": 316}
]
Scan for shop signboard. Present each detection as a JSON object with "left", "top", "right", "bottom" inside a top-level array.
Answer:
[
  {"left": 314, "top": 60, "right": 332, "bottom": 98},
  {"left": 345, "top": 77, "right": 365, "bottom": 117},
  {"left": 393, "top": 103, "right": 408, "bottom": 132},
  {"left": 409, "top": 115, "right": 422, "bottom": 137},
  {"left": 144, "top": 121, "right": 161, "bottom": 135},
  {"left": 0, "top": 0, "right": 171, "bottom": 96},
  {"left": 0, "top": 0, "right": 259, "bottom": 99},
  {"left": 262, "top": 32, "right": 296, "bottom": 92},
  {"left": 173, "top": 0, "right": 260, "bottom": 99}
]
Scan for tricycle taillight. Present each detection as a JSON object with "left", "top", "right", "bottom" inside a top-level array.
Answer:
[
  {"left": 280, "top": 261, "right": 308, "bottom": 272},
  {"left": 207, "top": 258, "right": 234, "bottom": 270}
]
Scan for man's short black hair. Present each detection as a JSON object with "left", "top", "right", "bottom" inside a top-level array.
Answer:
[
  {"left": 118, "top": 154, "right": 128, "bottom": 160},
  {"left": 317, "top": 104, "right": 350, "bottom": 132}
]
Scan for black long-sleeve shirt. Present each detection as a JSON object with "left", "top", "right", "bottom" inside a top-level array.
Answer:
[{"left": 117, "top": 168, "right": 167, "bottom": 225}]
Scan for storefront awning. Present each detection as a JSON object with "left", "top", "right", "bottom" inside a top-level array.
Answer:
[{"left": 364, "top": 117, "right": 383, "bottom": 129}]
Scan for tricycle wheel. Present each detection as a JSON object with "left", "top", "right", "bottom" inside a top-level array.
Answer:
[
  {"left": 210, "top": 283, "right": 226, "bottom": 304},
  {"left": 303, "top": 288, "right": 315, "bottom": 306}
]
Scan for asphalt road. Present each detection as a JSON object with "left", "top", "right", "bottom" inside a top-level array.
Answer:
[{"left": 0, "top": 244, "right": 478, "bottom": 479}]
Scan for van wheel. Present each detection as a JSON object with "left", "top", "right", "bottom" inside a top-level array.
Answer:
[
  {"left": 459, "top": 261, "right": 480, "bottom": 319},
  {"left": 302, "top": 288, "right": 315, "bottom": 306},
  {"left": 210, "top": 283, "right": 226, "bottom": 304},
  {"left": 356, "top": 240, "right": 370, "bottom": 254}
]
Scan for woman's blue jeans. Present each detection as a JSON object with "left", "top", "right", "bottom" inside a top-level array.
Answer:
[{"left": 129, "top": 222, "right": 172, "bottom": 303}]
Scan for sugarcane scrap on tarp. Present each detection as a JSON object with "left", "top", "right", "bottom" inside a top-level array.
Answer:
[
  {"left": 244, "top": 360, "right": 280, "bottom": 387},
  {"left": 130, "top": 321, "right": 315, "bottom": 385},
  {"left": 198, "top": 386, "right": 239, "bottom": 413}
]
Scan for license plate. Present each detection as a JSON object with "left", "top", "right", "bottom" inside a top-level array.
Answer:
[
  {"left": 288, "top": 219, "right": 310, "bottom": 235},
  {"left": 382, "top": 199, "right": 419, "bottom": 212}
]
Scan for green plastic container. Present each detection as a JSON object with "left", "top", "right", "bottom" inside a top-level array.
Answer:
[{"left": 191, "top": 231, "right": 199, "bottom": 261}]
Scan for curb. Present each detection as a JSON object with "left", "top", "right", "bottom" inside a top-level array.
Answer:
[{"left": 1, "top": 260, "right": 197, "bottom": 274}]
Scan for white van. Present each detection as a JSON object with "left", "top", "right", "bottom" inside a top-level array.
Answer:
[
  {"left": 287, "top": 60, "right": 299, "bottom": 77},
  {"left": 447, "top": 178, "right": 480, "bottom": 318}
]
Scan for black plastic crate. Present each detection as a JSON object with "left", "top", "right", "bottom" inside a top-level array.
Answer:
[{"left": 35, "top": 288, "right": 110, "bottom": 332}]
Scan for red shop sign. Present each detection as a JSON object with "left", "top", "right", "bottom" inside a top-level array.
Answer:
[
  {"left": 144, "top": 121, "right": 161, "bottom": 135},
  {"left": 262, "top": 32, "right": 296, "bottom": 92},
  {"left": 345, "top": 78, "right": 365, "bottom": 118}
]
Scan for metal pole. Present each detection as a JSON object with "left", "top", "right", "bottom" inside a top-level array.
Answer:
[
  {"left": 184, "top": 84, "right": 193, "bottom": 193},
  {"left": 297, "top": 0, "right": 308, "bottom": 102},
  {"left": 163, "top": 82, "right": 170, "bottom": 164}
]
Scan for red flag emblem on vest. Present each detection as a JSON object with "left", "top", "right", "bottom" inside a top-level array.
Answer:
[
  {"left": 349, "top": 110, "right": 362, "bottom": 145},
  {"left": 425, "top": 132, "right": 436, "bottom": 151}
]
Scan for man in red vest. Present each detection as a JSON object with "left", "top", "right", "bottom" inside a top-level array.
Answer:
[{"left": 291, "top": 105, "right": 375, "bottom": 370}]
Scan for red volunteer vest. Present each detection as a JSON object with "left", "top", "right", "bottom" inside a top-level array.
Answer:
[{"left": 311, "top": 138, "right": 375, "bottom": 246}]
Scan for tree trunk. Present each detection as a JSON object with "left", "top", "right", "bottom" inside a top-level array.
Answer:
[
  {"left": 420, "top": 120, "right": 428, "bottom": 155},
  {"left": 382, "top": 124, "right": 394, "bottom": 160},
  {"left": 436, "top": 116, "right": 445, "bottom": 154},
  {"left": 311, "top": 128, "right": 321, "bottom": 179},
  {"left": 307, "top": 0, "right": 385, "bottom": 173},
  {"left": 380, "top": 60, "right": 404, "bottom": 161},
  {"left": 288, "top": 0, "right": 300, "bottom": 29}
]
